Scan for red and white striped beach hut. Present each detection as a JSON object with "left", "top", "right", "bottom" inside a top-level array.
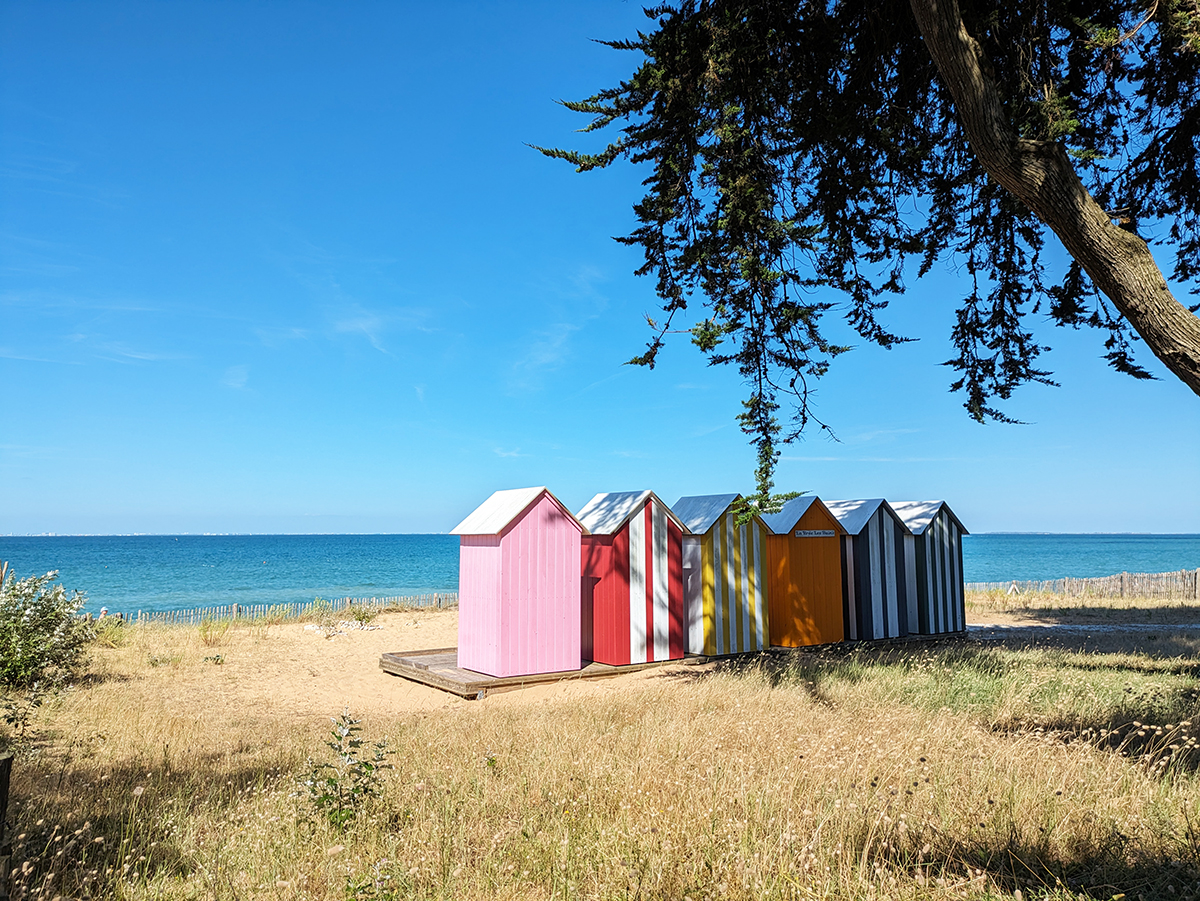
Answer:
[
  {"left": 450, "top": 487, "right": 586, "bottom": 678},
  {"left": 576, "top": 490, "right": 686, "bottom": 666}
]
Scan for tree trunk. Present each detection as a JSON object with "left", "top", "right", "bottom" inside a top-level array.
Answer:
[{"left": 908, "top": 0, "right": 1200, "bottom": 397}]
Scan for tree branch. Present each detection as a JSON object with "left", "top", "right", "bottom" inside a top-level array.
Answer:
[{"left": 908, "top": 0, "right": 1200, "bottom": 396}]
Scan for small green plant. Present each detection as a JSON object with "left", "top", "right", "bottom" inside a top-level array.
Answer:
[
  {"left": 197, "top": 615, "right": 233, "bottom": 647},
  {"left": 302, "top": 710, "right": 393, "bottom": 830},
  {"left": 92, "top": 617, "right": 128, "bottom": 648},
  {"left": 308, "top": 596, "right": 338, "bottom": 630},
  {"left": 202, "top": 654, "right": 224, "bottom": 665},
  {"left": 346, "top": 603, "right": 378, "bottom": 626}
]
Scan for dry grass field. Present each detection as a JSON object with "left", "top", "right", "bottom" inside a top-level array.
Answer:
[
  {"left": 6, "top": 595, "right": 1200, "bottom": 900},
  {"left": 968, "top": 588, "right": 1200, "bottom": 627}
]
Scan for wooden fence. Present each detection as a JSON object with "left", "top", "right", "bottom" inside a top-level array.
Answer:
[
  {"left": 966, "top": 569, "right": 1200, "bottom": 600},
  {"left": 94, "top": 592, "right": 459, "bottom": 626}
]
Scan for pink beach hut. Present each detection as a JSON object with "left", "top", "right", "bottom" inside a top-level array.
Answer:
[{"left": 450, "top": 487, "right": 587, "bottom": 678}]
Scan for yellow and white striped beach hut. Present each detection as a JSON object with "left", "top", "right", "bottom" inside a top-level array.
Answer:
[{"left": 672, "top": 494, "right": 769, "bottom": 657}]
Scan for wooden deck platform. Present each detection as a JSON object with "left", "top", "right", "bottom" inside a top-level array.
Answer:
[{"left": 379, "top": 647, "right": 706, "bottom": 699}]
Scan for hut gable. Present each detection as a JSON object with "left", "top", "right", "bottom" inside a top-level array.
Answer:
[
  {"left": 672, "top": 493, "right": 741, "bottom": 535},
  {"left": 761, "top": 496, "right": 847, "bottom": 537},
  {"left": 453, "top": 487, "right": 585, "bottom": 678},
  {"left": 577, "top": 491, "right": 685, "bottom": 666},
  {"left": 824, "top": 499, "right": 914, "bottom": 641},
  {"left": 823, "top": 499, "right": 901, "bottom": 537},
  {"left": 889, "top": 501, "right": 969, "bottom": 537},
  {"left": 577, "top": 490, "right": 685, "bottom": 535},
  {"left": 451, "top": 486, "right": 585, "bottom": 536},
  {"left": 672, "top": 494, "right": 769, "bottom": 656}
]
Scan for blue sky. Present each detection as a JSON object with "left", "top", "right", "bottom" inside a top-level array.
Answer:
[{"left": 2, "top": 1, "right": 1197, "bottom": 536}]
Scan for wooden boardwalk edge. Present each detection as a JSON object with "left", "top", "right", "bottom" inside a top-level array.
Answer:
[
  {"left": 379, "top": 648, "right": 707, "bottom": 699},
  {"left": 380, "top": 630, "right": 971, "bottom": 700}
]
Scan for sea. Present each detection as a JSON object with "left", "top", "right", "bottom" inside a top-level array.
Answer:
[{"left": 0, "top": 532, "right": 1198, "bottom": 617}]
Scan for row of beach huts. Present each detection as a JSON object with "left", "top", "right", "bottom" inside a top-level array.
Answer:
[{"left": 450, "top": 488, "right": 968, "bottom": 678}]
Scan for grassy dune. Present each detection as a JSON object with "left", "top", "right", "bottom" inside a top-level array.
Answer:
[
  {"left": 967, "top": 587, "right": 1200, "bottom": 626},
  {"left": 7, "top": 603, "right": 1200, "bottom": 900}
]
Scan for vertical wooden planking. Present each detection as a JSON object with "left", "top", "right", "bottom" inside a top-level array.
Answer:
[
  {"left": 614, "top": 529, "right": 631, "bottom": 664},
  {"left": 702, "top": 531, "right": 716, "bottom": 655},
  {"left": 893, "top": 517, "right": 910, "bottom": 637},
  {"left": 904, "top": 533, "right": 919, "bottom": 634},
  {"left": 930, "top": 519, "right": 944, "bottom": 633},
  {"left": 867, "top": 512, "right": 884, "bottom": 639},
  {"left": 949, "top": 516, "right": 964, "bottom": 631},
  {"left": 723, "top": 512, "right": 737, "bottom": 653},
  {"left": 710, "top": 513, "right": 720, "bottom": 657},
  {"left": 651, "top": 502, "right": 668, "bottom": 661},
  {"left": 935, "top": 514, "right": 948, "bottom": 632},
  {"left": 752, "top": 522, "right": 765, "bottom": 650},
  {"left": 916, "top": 530, "right": 932, "bottom": 633},
  {"left": 844, "top": 535, "right": 854, "bottom": 643},
  {"left": 667, "top": 518, "right": 685, "bottom": 659},
  {"left": 738, "top": 518, "right": 750, "bottom": 652},
  {"left": 683, "top": 536, "right": 704, "bottom": 653},
  {"left": 458, "top": 534, "right": 502, "bottom": 676},
  {"left": 882, "top": 513, "right": 899, "bottom": 637},
  {"left": 767, "top": 534, "right": 787, "bottom": 646},
  {"left": 628, "top": 506, "right": 647, "bottom": 663}
]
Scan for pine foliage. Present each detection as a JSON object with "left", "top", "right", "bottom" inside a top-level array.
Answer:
[{"left": 540, "top": 0, "right": 1200, "bottom": 502}]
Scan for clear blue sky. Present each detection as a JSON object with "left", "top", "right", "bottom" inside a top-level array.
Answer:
[{"left": 3, "top": 1, "right": 1197, "bottom": 536}]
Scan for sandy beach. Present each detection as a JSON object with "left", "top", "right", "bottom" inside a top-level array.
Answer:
[{"left": 89, "top": 606, "right": 696, "bottom": 726}]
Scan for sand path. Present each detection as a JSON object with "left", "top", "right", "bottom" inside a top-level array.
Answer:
[{"left": 119, "top": 607, "right": 680, "bottom": 727}]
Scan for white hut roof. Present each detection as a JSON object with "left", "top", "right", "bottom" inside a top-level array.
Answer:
[
  {"left": 671, "top": 494, "right": 741, "bottom": 534},
  {"left": 889, "top": 500, "right": 969, "bottom": 535},
  {"left": 823, "top": 499, "right": 911, "bottom": 536},
  {"left": 450, "top": 487, "right": 584, "bottom": 536},
  {"left": 760, "top": 495, "right": 844, "bottom": 535},
  {"left": 576, "top": 490, "right": 685, "bottom": 535}
]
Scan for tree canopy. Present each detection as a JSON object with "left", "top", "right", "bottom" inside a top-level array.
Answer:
[{"left": 540, "top": 0, "right": 1200, "bottom": 506}]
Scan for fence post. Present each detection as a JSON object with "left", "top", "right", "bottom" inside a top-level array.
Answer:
[{"left": 0, "top": 751, "right": 12, "bottom": 901}]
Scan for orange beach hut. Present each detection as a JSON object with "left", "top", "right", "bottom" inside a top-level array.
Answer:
[{"left": 760, "top": 496, "right": 847, "bottom": 647}]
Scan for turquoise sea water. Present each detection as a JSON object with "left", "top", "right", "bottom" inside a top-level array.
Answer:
[
  {"left": 960, "top": 533, "right": 1200, "bottom": 584},
  {"left": 0, "top": 534, "right": 459, "bottom": 616},
  {"left": 0, "top": 532, "right": 1197, "bottom": 616}
]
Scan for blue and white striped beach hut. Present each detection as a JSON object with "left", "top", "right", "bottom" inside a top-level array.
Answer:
[
  {"left": 891, "top": 501, "right": 968, "bottom": 634},
  {"left": 824, "top": 499, "right": 915, "bottom": 641}
]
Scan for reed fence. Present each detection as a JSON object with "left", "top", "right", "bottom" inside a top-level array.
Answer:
[
  {"left": 93, "top": 592, "right": 458, "bottom": 626},
  {"left": 966, "top": 569, "right": 1200, "bottom": 600}
]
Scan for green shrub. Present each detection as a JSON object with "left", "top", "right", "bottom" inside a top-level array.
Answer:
[
  {"left": 1, "top": 562, "right": 93, "bottom": 744},
  {"left": 0, "top": 563, "right": 92, "bottom": 689}
]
